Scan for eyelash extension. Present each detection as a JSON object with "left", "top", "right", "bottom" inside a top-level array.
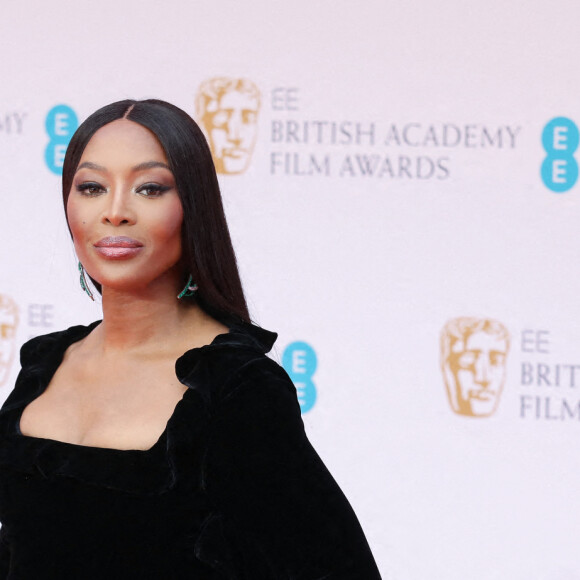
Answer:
[
  {"left": 75, "top": 182, "right": 171, "bottom": 198},
  {"left": 76, "top": 182, "right": 105, "bottom": 196},
  {"left": 136, "top": 183, "right": 172, "bottom": 197}
]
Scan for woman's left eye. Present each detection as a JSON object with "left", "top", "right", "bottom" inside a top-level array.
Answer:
[{"left": 135, "top": 183, "right": 171, "bottom": 197}]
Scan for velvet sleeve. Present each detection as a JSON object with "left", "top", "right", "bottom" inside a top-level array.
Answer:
[
  {"left": 202, "top": 359, "right": 382, "bottom": 579},
  {"left": 0, "top": 527, "right": 10, "bottom": 578}
]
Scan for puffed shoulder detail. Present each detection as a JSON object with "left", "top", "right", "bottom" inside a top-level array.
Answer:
[
  {"left": 0, "top": 322, "right": 102, "bottom": 415},
  {"left": 175, "top": 322, "right": 278, "bottom": 406},
  {"left": 219, "top": 355, "right": 295, "bottom": 402},
  {"left": 19, "top": 321, "right": 101, "bottom": 368}
]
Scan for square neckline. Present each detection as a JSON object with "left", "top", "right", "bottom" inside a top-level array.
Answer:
[{"left": 15, "top": 320, "right": 230, "bottom": 453}]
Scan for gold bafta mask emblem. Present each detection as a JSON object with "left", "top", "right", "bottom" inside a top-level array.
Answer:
[
  {"left": 196, "top": 78, "right": 261, "bottom": 175},
  {"left": 440, "top": 317, "right": 510, "bottom": 418},
  {"left": 0, "top": 295, "right": 18, "bottom": 387}
]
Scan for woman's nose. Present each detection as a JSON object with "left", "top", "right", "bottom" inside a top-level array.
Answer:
[{"left": 101, "top": 189, "right": 137, "bottom": 226}]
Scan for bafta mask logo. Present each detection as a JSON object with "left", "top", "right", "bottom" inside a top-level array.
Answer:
[
  {"left": 196, "top": 77, "right": 261, "bottom": 175},
  {"left": 440, "top": 317, "right": 510, "bottom": 418},
  {"left": 0, "top": 295, "right": 18, "bottom": 387}
]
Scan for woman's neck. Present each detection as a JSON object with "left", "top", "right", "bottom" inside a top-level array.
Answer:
[
  {"left": 89, "top": 285, "right": 225, "bottom": 357},
  {"left": 99, "top": 288, "right": 188, "bottom": 351}
]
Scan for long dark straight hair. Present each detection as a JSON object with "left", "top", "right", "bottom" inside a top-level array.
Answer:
[{"left": 62, "top": 99, "right": 250, "bottom": 325}]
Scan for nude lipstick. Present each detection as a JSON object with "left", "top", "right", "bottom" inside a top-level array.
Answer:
[{"left": 94, "top": 236, "right": 143, "bottom": 259}]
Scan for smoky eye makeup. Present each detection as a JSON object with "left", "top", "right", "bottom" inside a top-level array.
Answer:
[
  {"left": 135, "top": 183, "right": 172, "bottom": 197},
  {"left": 73, "top": 180, "right": 174, "bottom": 198},
  {"left": 75, "top": 182, "right": 106, "bottom": 196}
]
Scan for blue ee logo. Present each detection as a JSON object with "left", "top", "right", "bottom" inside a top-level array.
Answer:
[
  {"left": 45, "top": 105, "right": 78, "bottom": 175},
  {"left": 282, "top": 341, "right": 317, "bottom": 414},
  {"left": 541, "top": 117, "right": 579, "bottom": 193}
]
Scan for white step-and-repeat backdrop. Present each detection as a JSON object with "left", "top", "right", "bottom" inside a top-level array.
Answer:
[{"left": 1, "top": 1, "right": 579, "bottom": 578}]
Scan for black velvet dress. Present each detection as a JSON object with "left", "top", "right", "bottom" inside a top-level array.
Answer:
[{"left": 0, "top": 321, "right": 381, "bottom": 579}]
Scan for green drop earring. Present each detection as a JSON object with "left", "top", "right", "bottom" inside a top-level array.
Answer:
[
  {"left": 78, "top": 262, "right": 95, "bottom": 301},
  {"left": 177, "top": 274, "right": 198, "bottom": 300}
]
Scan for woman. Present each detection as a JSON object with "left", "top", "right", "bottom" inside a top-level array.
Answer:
[{"left": 0, "top": 99, "right": 381, "bottom": 578}]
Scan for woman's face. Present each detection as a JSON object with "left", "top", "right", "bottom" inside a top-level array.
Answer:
[{"left": 67, "top": 119, "right": 184, "bottom": 296}]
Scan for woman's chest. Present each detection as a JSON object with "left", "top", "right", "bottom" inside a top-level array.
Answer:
[{"left": 19, "top": 357, "right": 188, "bottom": 451}]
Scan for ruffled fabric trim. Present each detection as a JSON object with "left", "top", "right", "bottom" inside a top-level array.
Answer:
[{"left": 0, "top": 320, "right": 277, "bottom": 496}]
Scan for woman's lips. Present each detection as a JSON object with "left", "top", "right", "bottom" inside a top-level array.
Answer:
[{"left": 94, "top": 236, "right": 143, "bottom": 259}]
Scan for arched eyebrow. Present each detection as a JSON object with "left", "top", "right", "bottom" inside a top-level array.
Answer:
[
  {"left": 76, "top": 161, "right": 106, "bottom": 172},
  {"left": 131, "top": 161, "right": 171, "bottom": 172},
  {"left": 76, "top": 161, "right": 171, "bottom": 173}
]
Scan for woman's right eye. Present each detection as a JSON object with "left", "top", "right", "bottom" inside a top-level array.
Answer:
[{"left": 76, "top": 182, "right": 106, "bottom": 196}]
